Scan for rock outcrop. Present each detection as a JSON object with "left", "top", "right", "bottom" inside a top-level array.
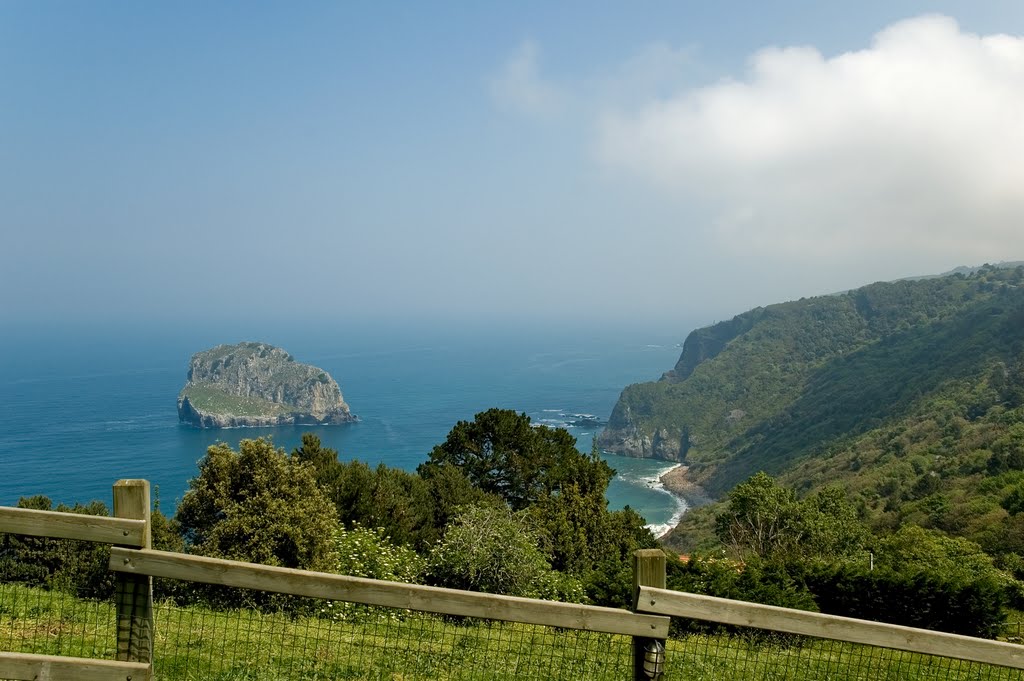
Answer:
[{"left": 177, "top": 342, "right": 356, "bottom": 428}]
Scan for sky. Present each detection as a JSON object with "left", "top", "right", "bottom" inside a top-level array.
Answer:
[{"left": 3, "top": 1, "right": 1024, "bottom": 332}]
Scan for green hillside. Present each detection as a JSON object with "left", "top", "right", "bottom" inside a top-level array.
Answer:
[{"left": 599, "top": 265, "right": 1024, "bottom": 539}]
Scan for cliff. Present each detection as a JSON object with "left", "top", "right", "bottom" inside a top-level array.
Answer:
[
  {"left": 177, "top": 342, "right": 356, "bottom": 428},
  {"left": 597, "top": 264, "right": 1024, "bottom": 497}
]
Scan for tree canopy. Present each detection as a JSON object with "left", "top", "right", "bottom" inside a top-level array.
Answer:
[
  {"left": 176, "top": 438, "right": 337, "bottom": 571},
  {"left": 418, "top": 408, "right": 613, "bottom": 510}
]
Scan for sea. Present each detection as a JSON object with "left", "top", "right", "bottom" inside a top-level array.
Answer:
[{"left": 0, "top": 321, "right": 691, "bottom": 536}]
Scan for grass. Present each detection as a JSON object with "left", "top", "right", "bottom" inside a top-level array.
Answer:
[
  {"left": 3, "top": 581, "right": 1024, "bottom": 680},
  {"left": 179, "top": 384, "right": 292, "bottom": 418},
  {"left": 0, "top": 582, "right": 631, "bottom": 680}
]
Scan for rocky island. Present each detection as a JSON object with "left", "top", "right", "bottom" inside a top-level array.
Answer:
[{"left": 177, "top": 342, "right": 356, "bottom": 428}]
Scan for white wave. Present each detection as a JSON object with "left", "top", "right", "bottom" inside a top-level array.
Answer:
[
  {"left": 542, "top": 409, "right": 562, "bottom": 413},
  {"left": 643, "top": 463, "right": 688, "bottom": 539}
]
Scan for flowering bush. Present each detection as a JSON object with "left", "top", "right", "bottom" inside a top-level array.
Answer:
[{"left": 321, "top": 525, "right": 426, "bottom": 621}]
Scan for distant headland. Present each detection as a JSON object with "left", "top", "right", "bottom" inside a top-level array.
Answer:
[{"left": 177, "top": 342, "right": 356, "bottom": 429}]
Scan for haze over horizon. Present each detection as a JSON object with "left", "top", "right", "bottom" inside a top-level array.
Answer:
[{"left": 3, "top": 2, "right": 1024, "bottom": 331}]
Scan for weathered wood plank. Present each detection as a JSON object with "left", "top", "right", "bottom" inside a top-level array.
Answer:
[
  {"left": 0, "top": 652, "right": 150, "bottom": 681},
  {"left": 0, "top": 506, "right": 146, "bottom": 547},
  {"left": 637, "top": 586, "right": 1024, "bottom": 670},
  {"left": 113, "top": 480, "right": 153, "bottom": 665},
  {"left": 632, "top": 549, "right": 668, "bottom": 681},
  {"left": 110, "top": 547, "right": 669, "bottom": 638}
]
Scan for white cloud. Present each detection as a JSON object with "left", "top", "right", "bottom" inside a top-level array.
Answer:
[
  {"left": 488, "top": 41, "right": 567, "bottom": 118},
  {"left": 597, "top": 15, "right": 1024, "bottom": 262}
]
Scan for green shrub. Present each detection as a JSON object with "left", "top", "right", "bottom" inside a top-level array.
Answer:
[
  {"left": 802, "top": 562, "right": 1007, "bottom": 638},
  {"left": 427, "top": 504, "right": 583, "bottom": 602},
  {"left": 322, "top": 524, "right": 426, "bottom": 621}
]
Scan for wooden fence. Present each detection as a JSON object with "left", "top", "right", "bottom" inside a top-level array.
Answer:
[
  {"left": 0, "top": 479, "right": 152, "bottom": 681},
  {"left": 6, "top": 478, "right": 1024, "bottom": 679},
  {"left": 634, "top": 586, "right": 1024, "bottom": 671},
  {"left": 0, "top": 479, "right": 668, "bottom": 680}
]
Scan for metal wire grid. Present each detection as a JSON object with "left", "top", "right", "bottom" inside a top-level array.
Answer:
[
  {"left": 7, "top": 533, "right": 1024, "bottom": 680},
  {"left": 151, "top": 583, "right": 634, "bottom": 680},
  {"left": 0, "top": 535, "right": 117, "bottom": 660},
  {"left": 665, "top": 628, "right": 1024, "bottom": 681}
]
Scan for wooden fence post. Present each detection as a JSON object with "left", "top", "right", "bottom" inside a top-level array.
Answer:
[
  {"left": 113, "top": 479, "right": 153, "bottom": 665},
  {"left": 633, "top": 549, "right": 667, "bottom": 680}
]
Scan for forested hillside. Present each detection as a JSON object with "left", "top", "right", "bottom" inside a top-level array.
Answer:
[{"left": 599, "top": 264, "right": 1024, "bottom": 498}]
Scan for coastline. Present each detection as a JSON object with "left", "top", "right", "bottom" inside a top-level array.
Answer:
[
  {"left": 643, "top": 462, "right": 711, "bottom": 539},
  {"left": 658, "top": 464, "right": 713, "bottom": 510}
]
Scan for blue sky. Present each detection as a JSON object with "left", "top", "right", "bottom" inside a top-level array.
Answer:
[{"left": 3, "top": 1, "right": 1024, "bottom": 331}]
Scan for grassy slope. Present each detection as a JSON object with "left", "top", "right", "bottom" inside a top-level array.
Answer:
[{"left": 179, "top": 383, "right": 291, "bottom": 418}]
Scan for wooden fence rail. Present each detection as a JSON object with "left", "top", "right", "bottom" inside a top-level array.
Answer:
[
  {"left": 0, "top": 652, "right": 150, "bottom": 681},
  {"left": 636, "top": 585, "right": 1024, "bottom": 670},
  {"left": 12, "top": 477, "right": 1024, "bottom": 679},
  {"left": 0, "top": 506, "right": 146, "bottom": 547},
  {"left": 110, "top": 547, "right": 670, "bottom": 639}
]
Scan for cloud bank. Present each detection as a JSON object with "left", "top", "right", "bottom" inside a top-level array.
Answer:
[{"left": 597, "top": 15, "right": 1024, "bottom": 262}]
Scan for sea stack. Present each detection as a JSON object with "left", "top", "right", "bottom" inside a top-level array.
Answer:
[{"left": 177, "top": 342, "right": 356, "bottom": 428}]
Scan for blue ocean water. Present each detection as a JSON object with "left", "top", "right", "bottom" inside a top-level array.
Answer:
[{"left": 0, "top": 322, "right": 689, "bottom": 533}]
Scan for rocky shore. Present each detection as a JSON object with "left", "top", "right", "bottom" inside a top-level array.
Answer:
[{"left": 658, "top": 464, "right": 714, "bottom": 509}]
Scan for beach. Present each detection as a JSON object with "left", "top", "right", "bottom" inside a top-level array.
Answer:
[{"left": 659, "top": 464, "right": 713, "bottom": 508}]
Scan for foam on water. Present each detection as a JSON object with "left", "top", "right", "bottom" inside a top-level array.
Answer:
[{"left": 640, "top": 463, "right": 689, "bottom": 538}]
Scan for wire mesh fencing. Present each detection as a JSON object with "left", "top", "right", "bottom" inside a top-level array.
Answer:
[
  {"left": 663, "top": 625, "right": 1024, "bottom": 681},
  {"left": 149, "top": 580, "right": 634, "bottom": 681},
  {"left": 0, "top": 532, "right": 118, "bottom": 661},
  {"left": 8, "top": 522, "right": 1024, "bottom": 681}
]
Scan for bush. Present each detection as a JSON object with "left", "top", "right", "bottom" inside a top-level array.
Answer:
[
  {"left": 323, "top": 524, "right": 426, "bottom": 621},
  {"left": 666, "top": 553, "right": 817, "bottom": 640},
  {"left": 334, "top": 525, "right": 425, "bottom": 583},
  {"left": 802, "top": 562, "right": 1007, "bottom": 638},
  {"left": 427, "top": 504, "right": 583, "bottom": 602}
]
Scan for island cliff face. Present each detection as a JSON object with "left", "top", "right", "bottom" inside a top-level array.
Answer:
[{"left": 177, "top": 342, "right": 356, "bottom": 428}]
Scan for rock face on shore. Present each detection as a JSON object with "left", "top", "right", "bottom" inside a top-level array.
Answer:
[{"left": 177, "top": 342, "right": 356, "bottom": 428}]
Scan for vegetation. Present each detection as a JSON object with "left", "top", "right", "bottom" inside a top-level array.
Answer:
[
  {"left": 176, "top": 438, "right": 338, "bottom": 572},
  {"left": 669, "top": 472, "right": 1018, "bottom": 638},
  {"left": 179, "top": 383, "right": 291, "bottom": 418},
  {"left": 0, "top": 496, "right": 114, "bottom": 599},
  {"left": 426, "top": 504, "right": 583, "bottom": 601},
  {"left": 602, "top": 264, "right": 1024, "bottom": 495}
]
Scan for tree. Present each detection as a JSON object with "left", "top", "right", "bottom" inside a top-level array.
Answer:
[
  {"left": 294, "top": 433, "right": 494, "bottom": 551},
  {"left": 176, "top": 438, "right": 337, "bottom": 571},
  {"left": 420, "top": 410, "right": 657, "bottom": 606},
  {"left": 716, "top": 472, "right": 801, "bottom": 559},
  {"left": 715, "top": 473, "right": 864, "bottom": 561},
  {"left": 871, "top": 525, "right": 1003, "bottom": 583},
  {"left": 419, "top": 408, "right": 613, "bottom": 510}
]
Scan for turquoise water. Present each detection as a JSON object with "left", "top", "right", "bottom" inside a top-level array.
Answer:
[{"left": 0, "top": 322, "right": 689, "bottom": 531}]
